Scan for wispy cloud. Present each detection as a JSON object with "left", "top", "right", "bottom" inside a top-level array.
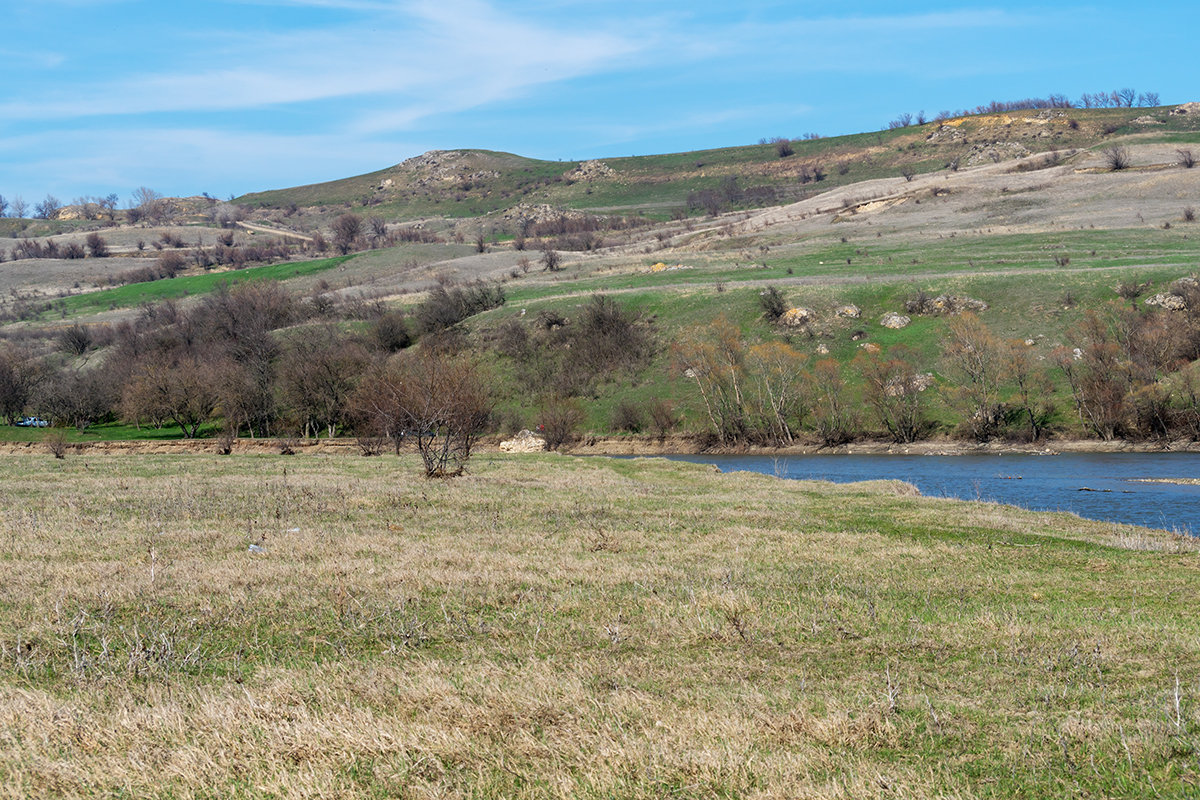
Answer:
[{"left": 0, "top": 0, "right": 642, "bottom": 127}]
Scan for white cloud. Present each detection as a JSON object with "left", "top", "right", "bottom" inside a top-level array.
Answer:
[{"left": 0, "top": 0, "right": 643, "bottom": 129}]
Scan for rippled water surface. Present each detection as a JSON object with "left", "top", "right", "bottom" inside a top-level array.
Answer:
[{"left": 651, "top": 452, "right": 1200, "bottom": 533}]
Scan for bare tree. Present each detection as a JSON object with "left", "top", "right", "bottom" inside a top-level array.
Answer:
[
  {"left": 1054, "top": 313, "right": 1129, "bottom": 440},
  {"left": 674, "top": 317, "right": 749, "bottom": 444},
  {"left": 9, "top": 196, "right": 27, "bottom": 219},
  {"left": 745, "top": 341, "right": 809, "bottom": 445},
  {"left": 0, "top": 348, "right": 36, "bottom": 424},
  {"left": 1115, "top": 88, "right": 1137, "bottom": 107},
  {"left": 1003, "top": 339, "right": 1054, "bottom": 441},
  {"left": 807, "top": 358, "right": 857, "bottom": 445},
  {"left": 940, "top": 314, "right": 1004, "bottom": 441},
  {"left": 1102, "top": 145, "right": 1131, "bottom": 171},
  {"left": 85, "top": 232, "right": 108, "bottom": 258},
  {"left": 99, "top": 193, "right": 119, "bottom": 220},
  {"left": 1178, "top": 149, "right": 1196, "bottom": 169},
  {"left": 540, "top": 247, "right": 561, "bottom": 272},
  {"left": 132, "top": 187, "right": 167, "bottom": 224},
  {"left": 856, "top": 345, "right": 935, "bottom": 443},
  {"left": 0, "top": 195, "right": 7, "bottom": 218},
  {"left": 34, "top": 195, "right": 62, "bottom": 219},
  {"left": 1115, "top": 279, "right": 1150, "bottom": 307},
  {"left": 121, "top": 352, "right": 224, "bottom": 438},
  {"left": 58, "top": 324, "right": 93, "bottom": 356},
  {"left": 369, "top": 216, "right": 388, "bottom": 244},
  {"left": 34, "top": 367, "right": 116, "bottom": 432},
  {"left": 538, "top": 396, "right": 584, "bottom": 451},
  {"left": 330, "top": 213, "right": 363, "bottom": 254},
  {"left": 277, "top": 327, "right": 368, "bottom": 438},
  {"left": 393, "top": 348, "right": 492, "bottom": 476}
]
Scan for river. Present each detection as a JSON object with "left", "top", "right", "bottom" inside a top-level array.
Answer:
[{"left": 652, "top": 452, "right": 1200, "bottom": 534}]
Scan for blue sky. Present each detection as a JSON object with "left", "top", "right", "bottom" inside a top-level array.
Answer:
[{"left": 1, "top": 0, "right": 1190, "bottom": 205}]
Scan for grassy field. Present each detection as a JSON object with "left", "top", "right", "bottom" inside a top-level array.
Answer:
[
  {"left": 1, "top": 451, "right": 1198, "bottom": 798},
  {"left": 42, "top": 255, "right": 355, "bottom": 316}
]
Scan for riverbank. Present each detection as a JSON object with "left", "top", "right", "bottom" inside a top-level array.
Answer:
[
  {"left": 2, "top": 432, "right": 1199, "bottom": 457},
  {"left": 561, "top": 434, "right": 1200, "bottom": 457}
]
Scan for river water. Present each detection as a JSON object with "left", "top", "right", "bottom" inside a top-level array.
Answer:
[{"left": 652, "top": 452, "right": 1200, "bottom": 534}]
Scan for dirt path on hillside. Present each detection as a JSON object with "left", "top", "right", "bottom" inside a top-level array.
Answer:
[{"left": 236, "top": 222, "right": 314, "bottom": 242}]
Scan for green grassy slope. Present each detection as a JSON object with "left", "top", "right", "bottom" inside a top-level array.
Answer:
[{"left": 234, "top": 107, "right": 1200, "bottom": 218}]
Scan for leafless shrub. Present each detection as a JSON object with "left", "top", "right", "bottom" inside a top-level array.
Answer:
[
  {"left": 45, "top": 431, "right": 68, "bottom": 459},
  {"left": 647, "top": 398, "right": 678, "bottom": 440},
  {"left": 1185, "top": 207, "right": 1196, "bottom": 223},
  {"left": 85, "top": 233, "right": 108, "bottom": 258},
  {"left": 395, "top": 349, "right": 492, "bottom": 477},
  {"left": 1115, "top": 280, "right": 1150, "bottom": 306},
  {"left": 331, "top": 213, "right": 362, "bottom": 254},
  {"left": 610, "top": 400, "right": 645, "bottom": 433},
  {"left": 58, "top": 324, "right": 92, "bottom": 356},
  {"left": 539, "top": 397, "right": 584, "bottom": 450},
  {"left": 1102, "top": 145, "right": 1130, "bottom": 170},
  {"left": 1179, "top": 149, "right": 1196, "bottom": 169},
  {"left": 216, "top": 426, "right": 236, "bottom": 455}
]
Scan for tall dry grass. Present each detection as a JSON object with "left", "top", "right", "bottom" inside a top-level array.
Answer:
[{"left": 0, "top": 452, "right": 1198, "bottom": 798}]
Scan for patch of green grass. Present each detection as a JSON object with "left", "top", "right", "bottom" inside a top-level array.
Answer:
[
  {"left": 0, "top": 420, "right": 221, "bottom": 443},
  {"left": 45, "top": 255, "right": 354, "bottom": 316}
]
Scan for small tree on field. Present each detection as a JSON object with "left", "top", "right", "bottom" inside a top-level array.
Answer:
[
  {"left": 393, "top": 348, "right": 492, "bottom": 477},
  {"left": 541, "top": 247, "right": 561, "bottom": 272},
  {"left": 1178, "top": 149, "right": 1196, "bottom": 169},
  {"left": 85, "top": 232, "right": 108, "bottom": 258},
  {"left": 758, "top": 286, "right": 787, "bottom": 323},
  {"left": 331, "top": 213, "right": 363, "bottom": 254},
  {"left": 1102, "top": 145, "right": 1131, "bottom": 171}
]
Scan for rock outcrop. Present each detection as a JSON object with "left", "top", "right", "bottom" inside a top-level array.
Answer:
[{"left": 500, "top": 430, "right": 547, "bottom": 453}]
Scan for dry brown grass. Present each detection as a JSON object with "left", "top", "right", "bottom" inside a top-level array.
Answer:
[{"left": 1, "top": 452, "right": 1198, "bottom": 798}]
